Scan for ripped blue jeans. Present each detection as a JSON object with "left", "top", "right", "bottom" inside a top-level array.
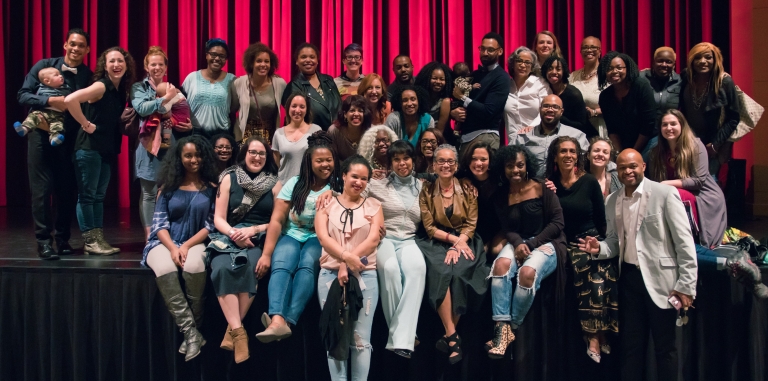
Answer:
[
  {"left": 318, "top": 268, "right": 379, "bottom": 381},
  {"left": 490, "top": 242, "right": 557, "bottom": 327}
]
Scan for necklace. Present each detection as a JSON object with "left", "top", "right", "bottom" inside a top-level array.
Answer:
[
  {"left": 582, "top": 70, "right": 597, "bottom": 81},
  {"left": 692, "top": 81, "right": 709, "bottom": 110}
]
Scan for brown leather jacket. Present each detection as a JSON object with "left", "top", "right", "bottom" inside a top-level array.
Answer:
[{"left": 419, "top": 177, "right": 478, "bottom": 240}]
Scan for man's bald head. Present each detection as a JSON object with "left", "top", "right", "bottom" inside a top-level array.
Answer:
[
  {"left": 616, "top": 149, "right": 645, "bottom": 193},
  {"left": 542, "top": 94, "right": 563, "bottom": 108}
]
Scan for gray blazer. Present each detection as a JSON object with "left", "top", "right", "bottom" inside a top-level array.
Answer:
[{"left": 597, "top": 179, "right": 698, "bottom": 308}]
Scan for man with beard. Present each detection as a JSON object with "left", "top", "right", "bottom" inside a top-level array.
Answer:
[
  {"left": 451, "top": 32, "right": 510, "bottom": 156},
  {"left": 579, "top": 149, "right": 697, "bottom": 381},
  {"left": 17, "top": 28, "right": 93, "bottom": 260},
  {"left": 387, "top": 55, "right": 414, "bottom": 100},
  {"left": 334, "top": 43, "right": 365, "bottom": 100},
  {"left": 510, "top": 94, "right": 588, "bottom": 178}
]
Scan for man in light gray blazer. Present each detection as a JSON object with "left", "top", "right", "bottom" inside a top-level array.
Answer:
[{"left": 580, "top": 149, "right": 697, "bottom": 381}]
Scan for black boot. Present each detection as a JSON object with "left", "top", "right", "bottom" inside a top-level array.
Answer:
[{"left": 156, "top": 273, "right": 205, "bottom": 361}]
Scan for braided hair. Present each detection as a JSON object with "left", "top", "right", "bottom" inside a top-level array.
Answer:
[{"left": 290, "top": 131, "right": 342, "bottom": 215}]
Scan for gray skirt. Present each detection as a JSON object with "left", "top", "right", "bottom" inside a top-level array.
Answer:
[{"left": 209, "top": 247, "right": 262, "bottom": 297}]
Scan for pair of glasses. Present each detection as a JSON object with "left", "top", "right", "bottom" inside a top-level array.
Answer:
[
  {"left": 345, "top": 55, "right": 362, "bottom": 62},
  {"left": 247, "top": 150, "right": 267, "bottom": 157},
  {"left": 608, "top": 65, "right": 627, "bottom": 72},
  {"left": 581, "top": 45, "right": 601, "bottom": 52},
  {"left": 421, "top": 139, "right": 438, "bottom": 146},
  {"left": 514, "top": 58, "right": 533, "bottom": 67},
  {"left": 207, "top": 52, "right": 228, "bottom": 60},
  {"left": 436, "top": 159, "right": 456, "bottom": 166},
  {"left": 478, "top": 46, "right": 499, "bottom": 54},
  {"left": 375, "top": 138, "right": 391, "bottom": 145},
  {"left": 541, "top": 104, "right": 562, "bottom": 111},
  {"left": 214, "top": 145, "right": 232, "bottom": 151}
]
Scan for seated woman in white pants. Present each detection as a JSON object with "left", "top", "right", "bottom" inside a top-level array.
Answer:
[
  {"left": 367, "top": 140, "right": 427, "bottom": 359},
  {"left": 141, "top": 135, "right": 220, "bottom": 361}
]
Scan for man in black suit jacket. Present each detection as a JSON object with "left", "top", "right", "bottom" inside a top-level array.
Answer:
[{"left": 451, "top": 32, "right": 510, "bottom": 156}]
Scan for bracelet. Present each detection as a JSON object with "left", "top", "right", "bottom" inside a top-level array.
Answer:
[
  {"left": 447, "top": 247, "right": 458, "bottom": 252},
  {"left": 227, "top": 228, "right": 235, "bottom": 237}
]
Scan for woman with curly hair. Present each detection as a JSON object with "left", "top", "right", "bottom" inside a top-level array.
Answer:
[
  {"left": 211, "top": 133, "right": 240, "bottom": 174},
  {"left": 679, "top": 42, "right": 741, "bottom": 176},
  {"left": 597, "top": 51, "right": 656, "bottom": 152},
  {"left": 206, "top": 135, "right": 279, "bottom": 363},
  {"left": 385, "top": 85, "right": 434, "bottom": 147},
  {"left": 359, "top": 73, "right": 392, "bottom": 124},
  {"left": 328, "top": 95, "right": 374, "bottom": 162},
  {"left": 414, "top": 127, "right": 446, "bottom": 175},
  {"left": 357, "top": 125, "right": 398, "bottom": 179},
  {"left": 64, "top": 46, "right": 135, "bottom": 255},
  {"left": 414, "top": 61, "right": 453, "bottom": 133},
  {"left": 230, "top": 42, "right": 287, "bottom": 145},
  {"left": 256, "top": 131, "right": 342, "bottom": 343},
  {"left": 141, "top": 135, "right": 219, "bottom": 361},
  {"left": 541, "top": 56, "right": 595, "bottom": 137},
  {"left": 546, "top": 136, "right": 616, "bottom": 363},
  {"left": 485, "top": 144, "right": 565, "bottom": 359}
]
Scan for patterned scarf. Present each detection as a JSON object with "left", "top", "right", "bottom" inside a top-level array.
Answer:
[{"left": 220, "top": 165, "right": 277, "bottom": 225}]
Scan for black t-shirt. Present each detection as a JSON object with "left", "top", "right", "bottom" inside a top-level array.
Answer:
[
  {"left": 553, "top": 173, "right": 606, "bottom": 242},
  {"left": 76, "top": 77, "right": 126, "bottom": 156}
]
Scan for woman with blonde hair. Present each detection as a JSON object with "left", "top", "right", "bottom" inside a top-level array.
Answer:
[
  {"left": 359, "top": 73, "right": 392, "bottom": 124},
  {"left": 679, "top": 42, "right": 740, "bottom": 177}
]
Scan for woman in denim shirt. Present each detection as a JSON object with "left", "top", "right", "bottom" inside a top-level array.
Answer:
[{"left": 131, "top": 46, "right": 192, "bottom": 241}]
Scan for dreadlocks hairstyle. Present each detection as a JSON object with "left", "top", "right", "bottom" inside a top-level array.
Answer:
[
  {"left": 456, "top": 139, "right": 495, "bottom": 180},
  {"left": 541, "top": 55, "right": 571, "bottom": 86},
  {"left": 597, "top": 51, "right": 639, "bottom": 90},
  {"left": 157, "top": 135, "right": 220, "bottom": 194},
  {"left": 290, "top": 131, "right": 342, "bottom": 215},
  {"left": 237, "top": 135, "right": 279, "bottom": 175},
  {"left": 492, "top": 145, "right": 539, "bottom": 185},
  {"left": 545, "top": 136, "right": 585, "bottom": 179},
  {"left": 649, "top": 109, "right": 699, "bottom": 182},
  {"left": 391, "top": 85, "right": 431, "bottom": 116},
  {"left": 686, "top": 42, "right": 726, "bottom": 95},
  {"left": 92, "top": 46, "right": 136, "bottom": 99},
  {"left": 414, "top": 61, "right": 454, "bottom": 100}
]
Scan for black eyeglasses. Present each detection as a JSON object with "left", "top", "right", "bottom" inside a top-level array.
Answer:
[
  {"left": 581, "top": 45, "right": 601, "bottom": 52},
  {"left": 214, "top": 145, "right": 232, "bottom": 151},
  {"left": 207, "top": 52, "right": 228, "bottom": 60},
  {"left": 345, "top": 55, "right": 362, "bottom": 62}
]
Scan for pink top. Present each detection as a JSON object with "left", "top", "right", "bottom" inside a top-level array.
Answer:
[{"left": 319, "top": 197, "right": 382, "bottom": 271}]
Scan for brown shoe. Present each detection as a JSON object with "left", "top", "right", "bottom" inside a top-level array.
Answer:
[
  {"left": 221, "top": 325, "right": 233, "bottom": 351},
  {"left": 231, "top": 326, "right": 249, "bottom": 363},
  {"left": 83, "top": 230, "right": 114, "bottom": 256},
  {"left": 93, "top": 228, "right": 120, "bottom": 254}
]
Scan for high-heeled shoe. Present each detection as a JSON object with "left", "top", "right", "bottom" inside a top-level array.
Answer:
[
  {"left": 600, "top": 343, "right": 611, "bottom": 355},
  {"left": 445, "top": 332, "right": 463, "bottom": 365},
  {"left": 487, "top": 322, "right": 514, "bottom": 359},
  {"left": 584, "top": 336, "right": 601, "bottom": 363}
]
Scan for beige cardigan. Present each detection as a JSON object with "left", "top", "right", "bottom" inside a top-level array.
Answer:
[{"left": 230, "top": 75, "right": 287, "bottom": 141}]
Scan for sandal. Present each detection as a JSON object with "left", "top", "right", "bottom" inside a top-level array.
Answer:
[
  {"left": 435, "top": 336, "right": 449, "bottom": 353},
  {"left": 445, "top": 332, "right": 463, "bottom": 365}
]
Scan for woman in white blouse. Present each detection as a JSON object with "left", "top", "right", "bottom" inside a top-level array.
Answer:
[
  {"left": 504, "top": 46, "right": 551, "bottom": 143},
  {"left": 570, "top": 36, "right": 607, "bottom": 138}
]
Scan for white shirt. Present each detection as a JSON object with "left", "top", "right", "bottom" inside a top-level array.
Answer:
[
  {"left": 620, "top": 178, "right": 646, "bottom": 265},
  {"left": 504, "top": 75, "right": 551, "bottom": 141}
]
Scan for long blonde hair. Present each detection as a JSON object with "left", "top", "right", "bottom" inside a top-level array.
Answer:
[
  {"left": 649, "top": 109, "right": 698, "bottom": 181},
  {"left": 686, "top": 42, "right": 725, "bottom": 95}
]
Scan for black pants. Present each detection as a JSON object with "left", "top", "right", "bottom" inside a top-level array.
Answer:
[
  {"left": 619, "top": 263, "right": 678, "bottom": 381},
  {"left": 27, "top": 128, "right": 77, "bottom": 244}
]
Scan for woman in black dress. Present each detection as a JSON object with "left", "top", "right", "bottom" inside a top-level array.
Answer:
[
  {"left": 417, "top": 144, "right": 488, "bottom": 365},
  {"left": 546, "top": 136, "right": 617, "bottom": 363},
  {"left": 541, "top": 56, "right": 596, "bottom": 138},
  {"left": 206, "top": 136, "right": 279, "bottom": 363}
]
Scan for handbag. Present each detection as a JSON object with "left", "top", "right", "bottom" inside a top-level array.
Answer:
[
  {"left": 121, "top": 105, "right": 140, "bottom": 137},
  {"left": 721, "top": 76, "right": 764, "bottom": 142}
]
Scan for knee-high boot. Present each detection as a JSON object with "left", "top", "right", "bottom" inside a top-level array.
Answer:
[{"left": 156, "top": 273, "right": 206, "bottom": 361}]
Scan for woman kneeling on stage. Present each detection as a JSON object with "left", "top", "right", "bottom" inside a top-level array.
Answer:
[
  {"left": 206, "top": 136, "right": 279, "bottom": 363},
  {"left": 141, "top": 135, "right": 219, "bottom": 361}
]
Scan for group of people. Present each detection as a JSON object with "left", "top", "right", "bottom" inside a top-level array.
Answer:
[{"left": 16, "top": 27, "right": 767, "bottom": 381}]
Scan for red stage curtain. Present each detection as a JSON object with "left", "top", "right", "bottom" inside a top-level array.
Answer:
[{"left": 1, "top": 0, "right": 742, "bottom": 209}]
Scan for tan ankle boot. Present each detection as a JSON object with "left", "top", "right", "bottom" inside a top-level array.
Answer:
[
  {"left": 93, "top": 228, "right": 120, "bottom": 254},
  {"left": 83, "top": 230, "right": 114, "bottom": 256},
  {"left": 231, "top": 326, "right": 249, "bottom": 363},
  {"left": 220, "top": 325, "right": 233, "bottom": 351}
]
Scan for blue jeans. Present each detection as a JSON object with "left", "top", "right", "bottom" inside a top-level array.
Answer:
[
  {"left": 74, "top": 149, "right": 111, "bottom": 232},
  {"left": 491, "top": 242, "right": 557, "bottom": 326},
  {"left": 267, "top": 235, "right": 322, "bottom": 324},
  {"left": 318, "top": 269, "right": 379, "bottom": 381},
  {"left": 697, "top": 244, "right": 738, "bottom": 273}
]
